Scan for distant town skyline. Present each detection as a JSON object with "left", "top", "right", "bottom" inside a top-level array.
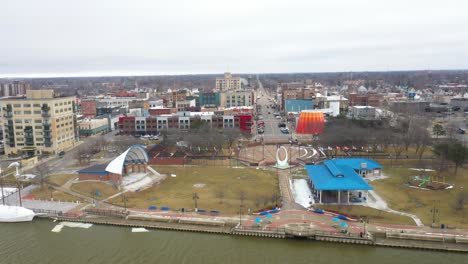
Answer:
[{"left": 2, "top": 0, "right": 468, "bottom": 78}]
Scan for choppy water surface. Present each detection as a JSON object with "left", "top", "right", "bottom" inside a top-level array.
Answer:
[{"left": 0, "top": 220, "right": 465, "bottom": 264}]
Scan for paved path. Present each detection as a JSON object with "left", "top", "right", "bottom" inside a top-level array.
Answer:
[{"left": 366, "top": 190, "right": 424, "bottom": 226}]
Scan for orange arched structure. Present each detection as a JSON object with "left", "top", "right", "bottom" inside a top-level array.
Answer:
[{"left": 296, "top": 111, "right": 325, "bottom": 134}]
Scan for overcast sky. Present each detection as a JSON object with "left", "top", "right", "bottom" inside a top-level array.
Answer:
[{"left": 1, "top": 0, "right": 468, "bottom": 77}]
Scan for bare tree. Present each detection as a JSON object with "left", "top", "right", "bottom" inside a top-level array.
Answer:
[
  {"left": 75, "top": 145, "right": 92, "bottom": 165},
  {"left": 34, "top": 162, "right": 51, "bottom": 187},
  {"left": 223, "top": 128, "right": 241, "bottom": 148}
]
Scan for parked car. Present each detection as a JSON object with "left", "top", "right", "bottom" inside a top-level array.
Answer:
[{"left": 58, "top": 151, "right": 65, "bottom": 157}]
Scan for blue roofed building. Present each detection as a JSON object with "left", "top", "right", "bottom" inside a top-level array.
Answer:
[
  {"left": 285, "top": 99, "right": 314, "bottom": 113},
  {"left": 305, "top": 158, "right": 382, "bottom": 204}
]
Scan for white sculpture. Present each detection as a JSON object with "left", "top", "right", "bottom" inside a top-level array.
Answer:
[{"left": 274, "top": 146, "right": 290, "bottom": 169}]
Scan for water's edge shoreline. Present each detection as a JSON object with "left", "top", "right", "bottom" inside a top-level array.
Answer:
[{"left": 47, "top": 215, "right": 468, "bottom": 253}]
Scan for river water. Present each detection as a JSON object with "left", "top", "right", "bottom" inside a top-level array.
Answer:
[{"left": 0, "top": 219, "right": 465, "bottom": 264}]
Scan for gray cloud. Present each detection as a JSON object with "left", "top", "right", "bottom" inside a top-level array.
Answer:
[{"left": 1, "top": 0, "right": 468, "bottom": 77}]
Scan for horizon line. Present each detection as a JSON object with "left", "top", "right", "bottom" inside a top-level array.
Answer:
[{"left": 1, "top": 68, "right": 468, "bottom": 79}]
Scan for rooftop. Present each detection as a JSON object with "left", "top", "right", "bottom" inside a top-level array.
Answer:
[{"left": 305, "top": 159, "right": 379, "bottom": 191}]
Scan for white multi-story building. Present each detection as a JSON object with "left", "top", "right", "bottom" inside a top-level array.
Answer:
[
  {"left": 0, "top": 90, "right": 77, "bottom": 156},
  {"left": 221, "top": 90, "right": 254, "bottom": 108},
  {"left": 216, "top": 72, "right": 241, "bottom": 91}
]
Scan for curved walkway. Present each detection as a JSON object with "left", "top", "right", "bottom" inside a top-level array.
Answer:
[{"left": 366, "top": 190, "right": 424, "bottom": 226}]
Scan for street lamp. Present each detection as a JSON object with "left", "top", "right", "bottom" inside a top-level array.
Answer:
[
  {"left": 430, "top": 200, "right": 439, "bottom": 227},
  {"left": 8, "top": 162, "right": 22, "bottom": 207},
  {"left": 0, "top": 166, "right": 5, "bottom": 205},
  {"left": 193, "top": 192, "right": 199, "bottom": 212}
]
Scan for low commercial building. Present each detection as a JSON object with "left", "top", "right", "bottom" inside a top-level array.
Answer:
[
  {"left": 78, "top": 118, "right": 110, "bottom": 137},
  {"left": 118, "top": 112, "right": 252, "bottom": 136},
  {"left": 348, "top": 93, "right": 382, "bottom": 107},
  {"left": 450, "top": 97, "right": 468, "bottom": 111},
  {"left": 348, "top": 106, "right": 377, "bottom": 120},
  {"left": 284, "top": 99, "right": 314, "bottom": 113}
]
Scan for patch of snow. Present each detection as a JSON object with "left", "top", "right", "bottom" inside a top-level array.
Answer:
[
  {"left": 51, "top": 224, "right": 64, "bottom": 233},
  {"left": 124, "top": 175, "right": 153, "bottom": 192},
  {"left": 409, "top": 168, "right": 435, "bottom": 172},
  {"left": 0, "top": 188, "right": 17, "bottom": 199},
  {"left": 132, "top": 228, "right": 149, "bottom": 233},
  {"left": 193, "top": 183, "right": 206, "bottom": 188},
  {"left": 60, "top": 222, "right": 93, "bottom": 229},
  {"left": 292, "top": 179, "right": 314, "bottom": 208},
  {"left": 171, "top": 174, "right": 176, "bottom": 178},
  {"left": 366, "top": 173, "right": 389, "bottom": 182}
]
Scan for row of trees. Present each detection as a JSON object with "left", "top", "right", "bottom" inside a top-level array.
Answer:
[
  {"left": 317, "top": 115, "right": 432, "bottom": 160},
  {"left": 433, "top": 141, "right": 468, "bottom": 175},
  {"left": 161, "top": 123, "right": 244, "bottom": 155}
]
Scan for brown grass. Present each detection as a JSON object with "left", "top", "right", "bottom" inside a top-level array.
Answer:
[
  {"left": 372, "top": 167, "right": 468, "bottom": 228},
  {"left": 70, "top": 181, "right": 119, "bottom": 200},
  {"left": 110, "top": 166, "right": 279, "bottom": 214},
  {"left": 47, "top": 174, "right": 77, "bottom": 186},
  {"left": 29, "top": 186, "right": 83, "bottom": 202}
]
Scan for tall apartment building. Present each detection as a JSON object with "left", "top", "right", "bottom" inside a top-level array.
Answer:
[
  {"left": 216, "top": 72, "right": 241, "bottom": 91},
  {"left": 0, "top": 90, "right": 78, "bottom": 156},
  {"left": 0, "top": 81, "right": 31, "bottom": 97},
  {"left": 221, "top": 90, "right": 254, "bottom": 108}
]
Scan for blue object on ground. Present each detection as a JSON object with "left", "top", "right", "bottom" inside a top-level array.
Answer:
[
  {"left": 255, "top": 218, "right": 262, "bottom": 223},
  {"left": 265, "top": 213, "right": 272, "bottom": 219},
  {"left": 95, "top": 190, "right": 100, "bottom": 197},
  {"left": 210, "top": 210, "right": 220, "bottom": 214},
  {"left": 340, "top": 221, "right": 348, "bottom": 227},
  {"left": 197, "top": 209, "right": 206, "bottom": 213},
  {"left": 314, "top": 209, "right": 324, "bottom": 214},
  {"left": 259, "top": 211, "right": 268, "bottom": 215},
  {"left": 338, "top": 215, "right": 347, "bottom": 220},
  {"left": 269, "top": 209, "right": 280, "bottom": 213},
  {"left": 161, "top": 207, "right": 170, "bottom": 211},
  {"left": 332, "top": 217, "right": 340, "bottom": 222},
  {"left": 148, "top": 206, "right": 157, "bottom": 210}
]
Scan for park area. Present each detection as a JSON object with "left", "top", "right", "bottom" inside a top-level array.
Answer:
[
  {"left": 110, "top": 166, "right": 280, "bottom": 214},
  {"left": 371, "top": 165, "right": 468, "bottom": 228}
]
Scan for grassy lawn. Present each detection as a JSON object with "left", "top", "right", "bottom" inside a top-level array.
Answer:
[
  {"left": 190, "top": 159, "right": 238, "bottom": 167},
  {"left": 70, "top": 181, "right": 119, "bottom": 200},
  {"left": 372, "top": 167, "right": 468, "bottom": 228},
  {"left": 314, "top": 204, "right": 415, "bottom": 225},
  {"left": 47, "top": 174, "right": 78, "bottom": 186},
  {"left": 110, "top": 166, "right": 280, "bottom": 214},
  {"left": 29, "top": 186, "right": 83, "bottom": 202}
]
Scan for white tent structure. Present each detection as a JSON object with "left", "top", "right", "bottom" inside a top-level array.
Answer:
[{"left": 105, "top": 145, "right": 149, "bottom": 175}]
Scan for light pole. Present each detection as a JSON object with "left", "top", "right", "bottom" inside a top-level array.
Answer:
[
  {"left": 193, "top": 192, "right": 199, "bottom": 212},
  {"left": 0, "top": 166, "right": 5, "bottom": 205},
  {"left": 431, "top": 200, "right": 439, "bottom": 227},
  {"left": 8, "top": 162, "right": 22, "bottom": 207}
]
